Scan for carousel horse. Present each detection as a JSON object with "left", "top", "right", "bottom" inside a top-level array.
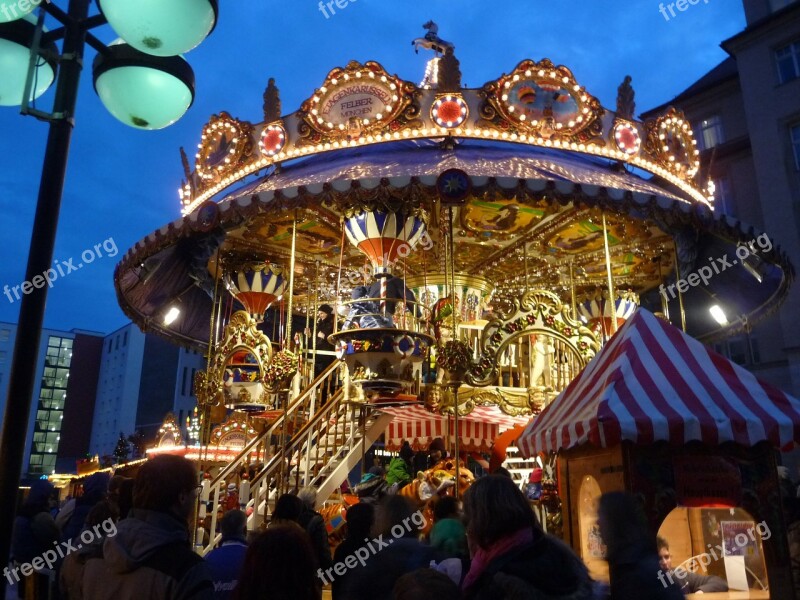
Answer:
[{"left": 411, "top": 21, "right": 455, "bottom": 55}]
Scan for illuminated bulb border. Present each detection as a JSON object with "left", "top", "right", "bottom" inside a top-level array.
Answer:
[
  {"left": 613, "top": 122, "right": 641, "bottom": 156},
  {"left": 259, "top": 124, "right": 287, "bottom": 157},
  {"left": 431, "top": 95, "right": 469, "bottom": 128},
  {"left": 182, "top": 126, "right": 709, "bottom": 215}
]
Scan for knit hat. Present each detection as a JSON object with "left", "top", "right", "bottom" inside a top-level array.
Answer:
[
  {"left": 429, "top": 437, "right": 446, "bottom": 454},
  {"left": 319, "top": 304, "right": 334, "bottom": 316},
  {"left": 227, "top": 483, "right": 237, "bottom": 491},
  {"left": 399, "top": 441, "right": 415, "bottom": 462}
]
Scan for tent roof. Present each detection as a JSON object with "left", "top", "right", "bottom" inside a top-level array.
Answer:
[
  {"left": 380, "top": 404, "right": 529, "bottom": 453},
  {"left": 518, "top": 309, "right": 800, "bottom": 456}
]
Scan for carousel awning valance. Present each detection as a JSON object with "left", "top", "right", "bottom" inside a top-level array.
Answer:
[
  {"left": 518, "top": 309, "right": 800, "bottom": 457},
  {"left": 380, "top": 404, "right": 530, "bottom": 453}
]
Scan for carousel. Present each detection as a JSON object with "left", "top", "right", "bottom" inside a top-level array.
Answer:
[{"left": 114, "top": 24, "right": 795, "bottom": 587}]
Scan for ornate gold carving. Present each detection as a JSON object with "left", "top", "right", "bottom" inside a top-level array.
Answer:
[
  {"left": 644, "top": 107, "right": 700, "bottom": 180},
  {"left": 195, "top": 113, "right": 254, "bottom": 187},
  {"left": 297, "top": 61, "right": 422, "bottom": 145},
  {"left": 210, "top": 411, "right": 257, "bottom": 447},
  {"left": 475, "top": 59, "right": 605, "bottom": 144},
  {"left": 467, "top": 289, "right": 600, "bottom": 387},
  {"left": 196, "top": 311, "right": 274, "bottom": 410}
]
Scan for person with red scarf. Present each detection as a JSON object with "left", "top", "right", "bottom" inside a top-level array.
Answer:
[{"left": 461, "top": 475, "right": 593, "bottom": 600}]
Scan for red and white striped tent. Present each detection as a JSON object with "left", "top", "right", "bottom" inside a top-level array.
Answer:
[
  {"left": 380, "top": 404, "right": 530, "bottom": 453},
  {"left": 518, "top": 309, "right": 800, "bottom": 457}
]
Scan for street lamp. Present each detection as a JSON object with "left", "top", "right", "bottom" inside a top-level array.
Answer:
[
  {"left": 0, "top": 16, "right": 56, "bottom": 105},
  {"left": 0, "top": 0, "right": 218, "bottom": 591}
]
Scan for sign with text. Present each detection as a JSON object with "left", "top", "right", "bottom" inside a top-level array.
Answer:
[{"left": 673, "top": 455, "right": 741, "bottom": 506}]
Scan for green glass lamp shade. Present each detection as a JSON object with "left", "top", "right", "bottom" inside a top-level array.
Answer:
[
  {"left": 93, "top": 43, "right": 195, "bottom": 130},
  {"left": 0, "top": 0, "right": 36, "bottom": 23},
  {"left": 97, "top": 0, "right": 217, "bottom": 57},
  {"left": 0, "top": 17, "right": 56, "bottom": 106}
]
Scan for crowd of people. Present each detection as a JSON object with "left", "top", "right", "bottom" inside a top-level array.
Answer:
[{"left": 11, "top": 449, "right": 754, "bottom": 600}]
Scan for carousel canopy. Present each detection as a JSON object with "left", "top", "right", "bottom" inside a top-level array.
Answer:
[
  {"left": 379, "top": 404, "right": 529, "bottom": 453},
  {"left": 518, "top": 309, "right": 800, "bottom": 457}
]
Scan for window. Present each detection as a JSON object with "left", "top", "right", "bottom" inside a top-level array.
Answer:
[
  {"left": 792, "top": 123, "right": 800, "bottom": 171},
  {"left": 776, "top": 40, "right": 800, "bottom": 84},
  {"left": 190, "top": 368, "right": 197, "bottom": 395},
  {"left": 181, "top": 367, "right": 188, "bottom": 396},
  {"left": 770, "top": 0, "right": 798, "bottom": 11},
  {"left": 0, "top": 350, "right": 6, "bottom": 363},
  {"left": 695, "top": 115, "right": 724, "bottom": 150},
  {"left": 115, "top": 336, "right": 119, "bottom": 350},
  {"left": 107, "top": 339, "right": 112, "bottom": 353},
  {"left": 712, "top": 177, "right": 733, "bottom": 214},
  {"left": 123, "top": 331, "right": 128, "bottom": 346},
  {"left": 0, "top": 328, "right": 9, "bottom": 342}
]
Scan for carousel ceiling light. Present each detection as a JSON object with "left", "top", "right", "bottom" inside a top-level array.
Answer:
[
  {"left": 92, "top": 42, "right": 195, "bottom": 129},
  {"left": 97, "top": 0, "right": 217, "bottom": 57},
  {"left": 163, "top": 305, "right": 181, "bottom": 325},
  {"left": 709, "top": 304, "right": 728, "bottom": 326},
  {"left": 0, "top": 16, "right": 57, "bottom": 106}
]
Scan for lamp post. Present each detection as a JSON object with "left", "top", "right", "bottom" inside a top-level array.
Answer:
[{"left": 0, "top": 0, "right": 217, "bottom": 589}]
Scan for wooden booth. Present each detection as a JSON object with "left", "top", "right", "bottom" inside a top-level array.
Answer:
[{"left": 518, "top": 310, "right": 800, "bottom": 600}]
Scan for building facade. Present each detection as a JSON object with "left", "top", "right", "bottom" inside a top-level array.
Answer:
[
  {"left": 643, "top": 0, "right": 800, "bottom": 396},
  {"left": 0, "top": 323, "right": 104, "bottom": 476}
]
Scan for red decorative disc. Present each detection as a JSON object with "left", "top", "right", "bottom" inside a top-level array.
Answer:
[
  {"left": 614, "top": 122, "right": 641, "bottom": 155},
  {"left": 260, "top": 125, "right": 286, "bottom": 156},
  {"left": 438, "top": 100, "right": 462, "bottom": 124},
  {"left": 432, "top": 95, "right": 468, "bottom": 128}
]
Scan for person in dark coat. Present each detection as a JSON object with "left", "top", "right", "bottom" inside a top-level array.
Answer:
[
  {"left": 366, "top": 276, "right": 420, "bottom": 320},
  {"left": 353, "top": 466, "right": 390, "bottom": 505},
  {"left": 296, "top": 488, "right": 333, "bottom": 573},
  {"left": 597, "top": 492, "right": 683, "bottom": 600},
  {"left": 60, "top": 500, "right": 117, "bottom": 600},
  {"left": 331, "top": 502, "right": 375, "bottom": 600},
  {"left": 83, "top": 454, "right": 214, "bottom": 600},
  {"left": 309, "top": 304, "right": 336, "bottom": 377},
  {"left": 232, "top": 525, "right": 321, "bottom": 600},
  {"left": 461, "top": 475, "right": 593, "bottom": 600},
  {"left": 349, "top": 495, "right": 441, "bottom": 600},
  {"left": 656, "top": 536, "right": 728, "bottom": 594},
  {"left": 62, "top": 471, "right": 111, "bottom": 541},
  {"left": 10, "top": 479, "right": 60, "bottom": 599}
]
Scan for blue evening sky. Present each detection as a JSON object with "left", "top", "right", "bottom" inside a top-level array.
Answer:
[{"left": 0, "top": 0, "right": 746, "bottom": 335}]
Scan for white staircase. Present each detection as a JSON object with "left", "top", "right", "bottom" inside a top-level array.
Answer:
[{"left": 196, "top": 363, "right": 393, "bottom": 554}]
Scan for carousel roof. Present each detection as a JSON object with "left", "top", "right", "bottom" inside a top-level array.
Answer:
[
  {"left": 517, "top": 309, "right": 800, "bottom": 456},
  {"left": 114, "top": 54, "right": 793, "bottom": 349}
]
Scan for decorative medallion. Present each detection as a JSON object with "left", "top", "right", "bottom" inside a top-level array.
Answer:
[
  {"left": 477, "top": 59, "right": 604, "bottom": 142},
  {"left": 195, "top": 112, "right": 253, "bottom": 183},
  {"left": 436, "top": 168, "right": 471, "bottom": 205},
  {"left": 210, "top": 412, "right": 257, "bottom": 448},
  {"left": 259, "top": 123, "right": 287, "bottom": 157},
  {"left": 612, "top": 120, "right": 641, "bottom": 156},
  {"left": 156, "top": 413, "right": 183, "bottom": 447},
  {"left": 297, "top": 61, "right": 421, "bottom": 143},
  {"left": 431, "top": 94, "right": 468, "bottom": 128},
  {"left": 192, "top": 200, "right": 220, "bottom": 232},
  {"left": 645, "top": 107, "right": 699, "bottom": 179}
]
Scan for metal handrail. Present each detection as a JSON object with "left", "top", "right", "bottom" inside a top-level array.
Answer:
[{"left": 206, "top": 360, "right": 341, "bottom": 489}]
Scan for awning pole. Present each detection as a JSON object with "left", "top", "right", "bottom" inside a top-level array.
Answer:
[
  {"left": 601, "top": 214, "right": 618, "bottom": 335},
  {"left": 673, "top": 239, "right": 687, "bottom": 332}
]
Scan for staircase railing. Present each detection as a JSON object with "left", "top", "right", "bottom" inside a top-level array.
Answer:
[{"left": 195, "top": 360, "right": 344, "bottom": 551}]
